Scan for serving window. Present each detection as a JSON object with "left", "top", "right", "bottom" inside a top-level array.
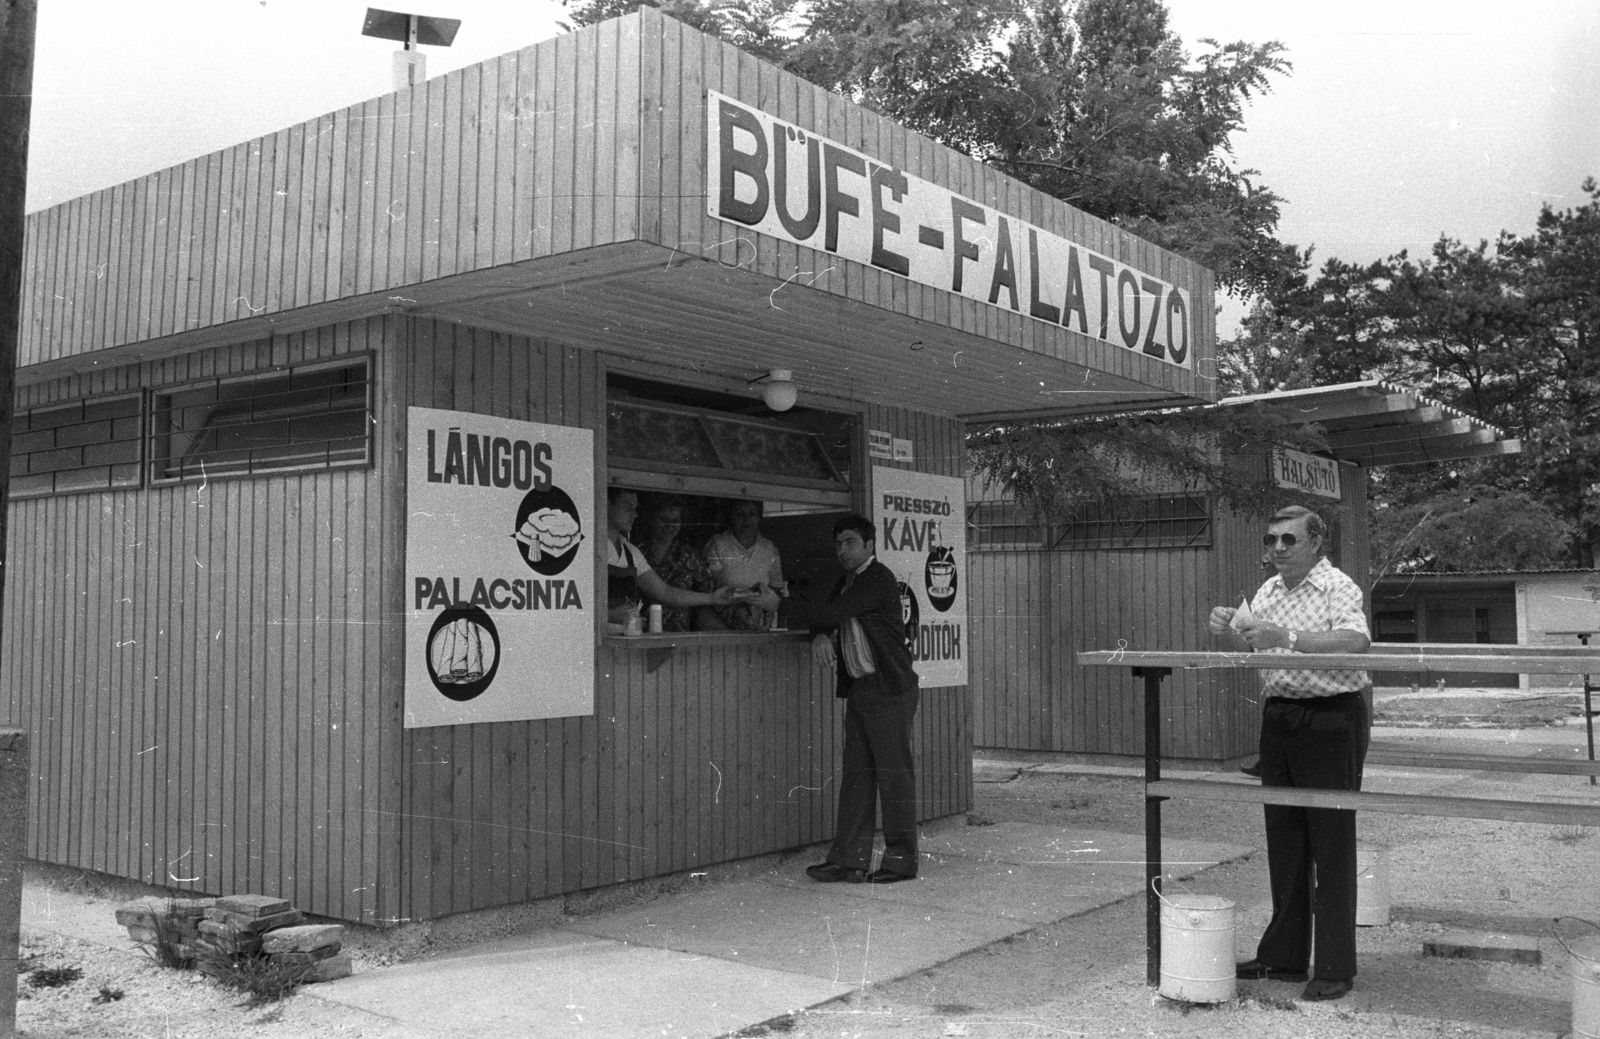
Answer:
[{"left": 605, "top": 374, "right": 857, "bottom": 637}]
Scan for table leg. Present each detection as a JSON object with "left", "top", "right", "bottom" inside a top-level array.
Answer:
[
  {"left": 1573, "top": 637, "right": 1596, "bottom": 788},
  {"left": 1586, "top": 677, "right": 1596, "bottom": 788},
  {"left": 1134, "top": 666, "right": 1171, "bottom": 987}
]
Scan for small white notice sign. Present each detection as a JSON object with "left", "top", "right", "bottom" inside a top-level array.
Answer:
[{"left": 1273, "top": 448, "right": 1342, "bottom": 500}]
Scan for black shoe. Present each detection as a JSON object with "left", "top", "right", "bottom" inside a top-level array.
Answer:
[
  {"left": 1235, "top": 960, "right": 1308, "bottom": 982},
  {"left": 805, "top": 862, "right": 865, "bottom": 883},
  {"left": 1301, "top": 978, "right": 1352, "bottom": 1001},
  {"left": 865, "top": 868, "right": 915, "bottom": 884}
]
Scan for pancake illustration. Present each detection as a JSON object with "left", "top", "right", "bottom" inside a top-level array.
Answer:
[{"left": 425, "top": 605, "right": 501, "bottom": 702}]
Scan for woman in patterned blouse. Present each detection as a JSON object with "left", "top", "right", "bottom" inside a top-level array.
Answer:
[{"left": 638, "top": 495, "right": 714, "bottom": 632}]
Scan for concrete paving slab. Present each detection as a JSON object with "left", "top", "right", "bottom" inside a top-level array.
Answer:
[
  {"left": 918, "top": 822, "right": 1250, "bottom": 880},
  {"left": 561, "top": 880, "right": 1029, "bottom": 985},
  {"left": 759, "top": 857, "right": 1105, "bottom": 925},
  {"left": 317, "top": 928, "right": 851, "bottom": 1039}
]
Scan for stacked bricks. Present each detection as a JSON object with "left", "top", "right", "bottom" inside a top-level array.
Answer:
[
  {"left": 261, "top": 924, "right": 352, "bottom": 982},
  {"left": 115, "top": 893, "right": 352, "bottom": 983},
  {"left": 194, "top": 894, "right": 301, "bottom": 977}
]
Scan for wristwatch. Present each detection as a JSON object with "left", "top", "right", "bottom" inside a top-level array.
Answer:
[{"left": 1286, "top": 630, "right": 1298, "bottom": 651}]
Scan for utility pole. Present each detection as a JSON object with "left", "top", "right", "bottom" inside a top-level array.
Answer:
[{"left": 0, "top": 2, "right": 33, "bottom": 1033}]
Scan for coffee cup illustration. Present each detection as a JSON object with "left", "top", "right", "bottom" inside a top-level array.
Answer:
[
  {"left": 925, "top": 545, "right": 958, "bottom": 612},
  {"left": 897, "top": 579, "right": 920, "bottom": 643}
]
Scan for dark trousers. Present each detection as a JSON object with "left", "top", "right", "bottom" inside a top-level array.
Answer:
[
  {"left": 1255, "top": 689, "right": 1369, "bottom": 981},
  {"left": 827, "top": 672, "right": 920, "bottom": 875}
]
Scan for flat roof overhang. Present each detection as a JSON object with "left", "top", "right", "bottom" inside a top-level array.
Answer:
[
  {"left": 19, "top": 242, "right": 1205, "bottom": 419},
  {"left": 1222, "top": 380, "right": 1521, "bottom": 467}
]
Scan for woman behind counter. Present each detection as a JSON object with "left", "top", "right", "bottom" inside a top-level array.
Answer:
[
  {"left": 607, "top": 488, "right": 736, "bottom": 628},
  {"left": 638, "top": 495, "right": 715, "bottom": 632}
]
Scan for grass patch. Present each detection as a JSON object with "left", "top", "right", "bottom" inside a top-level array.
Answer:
[
  {"left": 26, "top": 965, "right": 83, "bottom": 989},
  {"left": 1239, "top": 991, "right": 1300, "bottom": 1013},
  {"left": 204, "top": 955, "right": 313, "bottom": 1008},
  {"left": 129, "top": 898, "right": 193, "bottom": 970}
]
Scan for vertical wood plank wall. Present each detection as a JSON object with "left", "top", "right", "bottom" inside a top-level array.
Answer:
[
  {"left": 0, "top": 319, "right": 396, "bottom": 922},
  {"left": 16, "top": 17, "right": 646, "bottom": 369},
  {"left": 2, "top": 315, "right": 978, "bottom": 923},
  {"left": 969, "top": 548, "right": 1212, "bottom": 759},
  {"left": 20, "top": 11, "right": 1214, "bottom": 409},
  {"left": 393, "top": 323, "right": 971, "bottom": 920},
  {"left": 970, "top": 466, "right": 1371, "bottom": 762}
]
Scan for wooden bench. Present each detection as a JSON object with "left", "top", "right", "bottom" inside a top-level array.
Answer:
[
  {"left": 1076, "top": 647, "right": 1600, "bottom": 985},
  {"left": 1364, "top": 746, "right": 1600, "bottom": 777}
]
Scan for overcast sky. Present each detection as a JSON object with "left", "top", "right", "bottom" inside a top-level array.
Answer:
[{"left": 24, "top": 0, "right": 1600, "bottom": 324}]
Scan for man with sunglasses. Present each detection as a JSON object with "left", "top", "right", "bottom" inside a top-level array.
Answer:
[{"left": 1208, "top": 505, "right": 1370, "bottom": 1003}]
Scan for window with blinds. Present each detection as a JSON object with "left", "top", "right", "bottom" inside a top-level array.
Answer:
[
  {"left": 968, "top": 494, "right": 1211, "bottom": 551},
  {"left": 150, "top": 358, "right": 372, "bottom": 483},
  {"left": 9, "top": 394, "right": 144, "bottom": 499}
]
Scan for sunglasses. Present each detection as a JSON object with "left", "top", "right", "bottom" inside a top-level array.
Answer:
[{"left": 1262, "top": 533, "right": 1300, "bottom": 548}]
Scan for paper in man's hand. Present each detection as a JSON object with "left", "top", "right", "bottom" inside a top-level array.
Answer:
[{"left": 1228, "top": 596, "right": 1254, "bottom": 632}]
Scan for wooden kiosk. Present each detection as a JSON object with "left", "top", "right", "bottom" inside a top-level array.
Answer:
[{"left": 5, "top": 11, "right": 1214, "bottom": 923}]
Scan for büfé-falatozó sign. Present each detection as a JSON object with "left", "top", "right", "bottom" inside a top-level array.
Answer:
[
  {"left": 707, "top": 91, "right": 1192, "bottom": 368},
  {"left": 404, "top": 408, "right": 595, "bottom": 727}
]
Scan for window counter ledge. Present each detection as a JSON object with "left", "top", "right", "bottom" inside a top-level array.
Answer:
[{"left": 604, "top": 631, "right": 813, "bottom": 651}]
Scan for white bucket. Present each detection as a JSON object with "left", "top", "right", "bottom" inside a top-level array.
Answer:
[
  {"left": 1572, "top": 936, "right": 1600, "bottom": 1039},
  {"left": 1356, "top": 842, "right": 1390, "bottom": 926},
  {"left": 1159, "top": 892, "right": 1237, "bottom": 1004}
]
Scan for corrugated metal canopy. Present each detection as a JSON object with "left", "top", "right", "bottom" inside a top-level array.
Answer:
[{"left": 1221, "top": 380, "right": 1521, "bottom": 467}]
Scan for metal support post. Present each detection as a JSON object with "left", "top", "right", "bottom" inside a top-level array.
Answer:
[
  {"left": 1562, "top": 633, "right": 1598, "bottom": 787},
  {"left": 1133, "top": 666, "right": 1171, "bottom": 987}
]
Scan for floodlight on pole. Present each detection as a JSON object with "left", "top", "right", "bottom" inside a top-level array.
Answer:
[{"left": 361, "top": 7, "right": 461, "bottom": 93}]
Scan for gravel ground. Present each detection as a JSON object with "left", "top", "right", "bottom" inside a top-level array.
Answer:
[
  {"left": 1374, "top": 688, "right": 1589, "bottom": 728},
  {"left": 13, "top": 706, "right": 1600, "bottom": 1039}
]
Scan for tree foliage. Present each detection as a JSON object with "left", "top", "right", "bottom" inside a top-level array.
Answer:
[
  {"left": 1225, "top": 179, "right": 1600, "bottom": 572},
  {"left": 1370, "top": 482, "right": 1574, "bottom": 577},
  {"left": 968, "top": 404, "right": 1327, "bottom": 524}
]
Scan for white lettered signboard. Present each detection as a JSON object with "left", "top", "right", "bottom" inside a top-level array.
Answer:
[
  {"left": 405, "top": 407, "right": 595, "bottom": 727},
  {"left": 1272, "top": 448, "right": 1343, "bottom": 501},
  {"left": 707, "top": 91, "right": 1193, "bottom": 368},
  {"left": 872, "top": 467, "right": 968, "bottom": 688}
]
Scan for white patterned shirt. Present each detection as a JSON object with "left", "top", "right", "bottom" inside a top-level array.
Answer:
[{"left": 1250, "top": 556, "right": 1370, "bottom": 697}]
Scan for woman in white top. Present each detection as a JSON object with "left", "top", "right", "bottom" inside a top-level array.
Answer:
[{"left": 607, "top": 488, "right": 738, "bottom": 625}]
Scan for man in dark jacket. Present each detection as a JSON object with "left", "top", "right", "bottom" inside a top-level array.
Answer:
[{"left": 780, "top": 513, "right": 920, "bottom": 884}]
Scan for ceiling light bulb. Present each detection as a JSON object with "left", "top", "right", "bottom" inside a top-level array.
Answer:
[{"left": 763, "top": 369, "right": 797, "bottom": 412}]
